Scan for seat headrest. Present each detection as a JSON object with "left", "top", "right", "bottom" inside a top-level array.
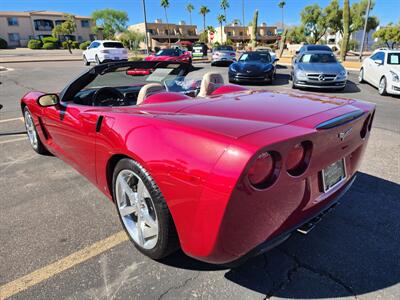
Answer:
[
  {"left": 198, "top": 72, "right": 224, "bottom": 97},
  {"left": 137, "top": 83, "right": 165, "bottom": 105}
]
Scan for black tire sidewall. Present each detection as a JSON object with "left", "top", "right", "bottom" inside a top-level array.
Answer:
[
  {"left": 112, "top": 158, "right": 178, "bottom": 260},
  {"left": 23, "top": 107, "right": 47, "bottom": 155},
  {"left": 379, "top": 77, "right": 387, "bottom": 95}
]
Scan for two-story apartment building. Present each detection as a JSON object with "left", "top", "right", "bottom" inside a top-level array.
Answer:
[
  {"left": 129, "top": 19, "right": 198, "bottom": 50},
  {"left": 0, "top": 11, "right": 98, "bottom": 47},
  {"left": 212, "top": 22, "right": 278, "bottom": 45}
]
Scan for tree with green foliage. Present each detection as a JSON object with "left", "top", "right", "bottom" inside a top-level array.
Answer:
[
  {"left": 200, "top": 6, "right": 210, "bottom": 33},
  {"left": 324, "top": 0, "right": 342, "bottom": 35},
  {"left": 207, "top": 25, "right": 215, "bottom": 33},
  {"left": 186, "top": 3, "right": 194, "bottom": 25},
  {"left": 52, "top": 14, "right": 76, "bottom": 54},
  {"left": 278, "top": 1, "right": 286, "bottom": 29},
  {"left": 92, "top": 9, "right": 128, "bottom": 39},
  {"left": 286, "top": 25, "right": 306, "bottom": 44},
  {"left": 217, "top": 14, "right": 226, "bottom": 44},
  {"left": 373, "top": 24, "right": 400, "bottom": 49},
  {"left": 220, "top": 0, "right": 229, "bottom": 24},
  {"left": 341, "top": 0, "right": 350, "bottom": 61},
  {"left": 250, "top": 10, "right": 258, "bottom": 48},
  {"left": 160, "top": 0, "right": 171, "bottom": 45},
  {"left": 119, "top": 30, "right": 145, "bottom": 50},
  {"left": 300, "top": 4, "right": 328, "bottom": 44}
]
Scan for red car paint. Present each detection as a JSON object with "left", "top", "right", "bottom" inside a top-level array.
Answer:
[
  {"left": 21, "top": 89, "right": 375, "bottom": 264},
  {"left": 144, "top": 50, "right": 192, "bottom": 64}
]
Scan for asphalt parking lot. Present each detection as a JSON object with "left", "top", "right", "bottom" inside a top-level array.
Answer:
[{"left": 0, "top": 61, "right": 399, "bottom": 300}]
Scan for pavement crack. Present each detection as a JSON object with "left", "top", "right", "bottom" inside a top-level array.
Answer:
[
  {"left": 277, "top": 247, "right": 359, "bottom": 299},
  {"left": 157, "top": 272, "right": 200, "bottom": 300}
]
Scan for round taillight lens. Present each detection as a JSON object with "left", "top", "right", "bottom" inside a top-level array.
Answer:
[
  {"left": 286, "top": 143, "right": 305, "bottom": 171},
  {"left": 248, "top": 152, "right": 274, "bottom": 186}
]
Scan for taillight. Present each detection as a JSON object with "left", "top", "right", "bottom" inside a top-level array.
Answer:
[
  {"left": 368, "top": 110, "right": 375, "bottom": 131},
  {"left": 248, "top": 151, "right": 280, "bottom": 188},
  {"left": 286, "top": 141, "right": 312, "bottom": 176}
]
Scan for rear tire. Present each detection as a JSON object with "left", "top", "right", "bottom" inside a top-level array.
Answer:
[
  {"left": 23, "top": 107, "right": 48, "bottom": 155},
  {"left": 113, "top": 158, "right": 179, "bottom": 260},
  {"left": 378, "top": 76, "right": 387, "bottom": 96},
  {"left": 83, "top": 55, "right": 90, "bottom": 66}
]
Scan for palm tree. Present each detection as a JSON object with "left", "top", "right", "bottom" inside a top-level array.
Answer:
[
  {"left": 217, "top": 14, "right": 226, "bottom": 44},
  {"left": 220, "top": 0, "right": 229, "bottom": 24},
  {"left": 160, "top": 0, "right": 171, "bottom": 44},
  {"left": 186, "top": 3, "right": 194, "bottom": 25},
  {"left": 199, "top": 5, "right": 210, "bottom": 33},
  {"left": 278, "top": 1, "right": 286, "bottom": 30}
]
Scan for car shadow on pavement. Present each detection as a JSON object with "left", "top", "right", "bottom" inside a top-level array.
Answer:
[{"left": 162, "top": 172, "right": 400, "bottom": 298}]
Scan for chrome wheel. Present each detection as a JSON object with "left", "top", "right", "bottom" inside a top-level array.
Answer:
[
  {"left": 378, "top": 77, "right": 387, "bottom": 95},
  {"left": 24, "top": 109, "right": 38, "bottom": 149},
  {"left": 115, "top": 170, "right": 158, "bottom": 250}
]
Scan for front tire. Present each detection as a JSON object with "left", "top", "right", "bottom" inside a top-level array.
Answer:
[
  {"left": 378, "top": 76, "right": 387, "bottom": 96},
  {"left": 359, "top": 68, "right": 364, "bottom": 83},
  {"left": 113, "top": 158, "right": 179, "bottom": 260},
  {"left": 23, "top": 107, "right": 48, "bottom": 155},
  {"left": 291, "top": 75, "right": 298, "bottom": 89},
  {"left": 83, "top": 55, "right": 90, "bottom": 66}
]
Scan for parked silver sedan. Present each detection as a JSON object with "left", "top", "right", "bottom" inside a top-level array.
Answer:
[
  {"left": 211, "top": 45, "right": 236, "bottom": 66},
  {"left": 291, "top": 51, "right": 347, "bottom": 90}
]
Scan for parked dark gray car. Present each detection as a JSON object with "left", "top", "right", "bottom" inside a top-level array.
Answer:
[{"left": 291, "top": 51, "right": 347, "bottom": 90}]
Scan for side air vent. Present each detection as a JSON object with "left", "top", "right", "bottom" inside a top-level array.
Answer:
[{"left": 316, "top": 110, "right": 365, "bottom": 130}]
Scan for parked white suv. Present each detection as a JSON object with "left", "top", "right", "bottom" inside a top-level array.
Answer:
[
  {"left": 83, "top": 40, "right": 128, "bottom": 65},
  {"left": 359, "top": 49, "right": 400, "bottom": 96}
]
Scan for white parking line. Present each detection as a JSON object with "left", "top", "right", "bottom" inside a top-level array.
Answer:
[
  {"left": 0, "top": 137, "right": 26, "bottom": 145},
  {"left": 0, "top": 117, "right": 24, "bottom": 124}
]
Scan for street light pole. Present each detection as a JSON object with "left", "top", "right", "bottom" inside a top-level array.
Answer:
[
  {"left": 142, "top": 0, "right": 149, "bottom": 54},
  {"left": 359, "top": 0, "right": 371, "bottom": 61}
]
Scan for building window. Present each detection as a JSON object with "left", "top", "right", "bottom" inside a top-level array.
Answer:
[
  {"left": 7, "top": 17, "right": 19, "bottom": 26},
  {"left": 227, "top": 32, "right": 232, "bottom": 37},
  {"left": 81, "top": 20, "right": 90, "bottom": 28},
  {"left": 239, "top": 32, "right": 243, "bottom": 36},
  {"left": 34, "top": 19, "right": 54, "bottom": 31},
  {"left": 89, "top": 34, "right": 96, "bottom": 41},
  {"left": 55, "top": 20, "right": 65, "bottom": 26},
  {"left": 147, "top": 29, "right": 155, "bottom": 35},
  {"left": 78, "top": 36, "right": 83, "bottom": 42},
  {"left": 164, "top": 29, "right": 169, "bottom": 35},
  {"left": 8, "top": 33, "right": 20, "bottom": 42}
]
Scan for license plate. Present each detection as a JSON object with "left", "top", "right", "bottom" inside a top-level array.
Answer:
[{"left": 321, "top": 159, "right": 346, "bottom": 192}]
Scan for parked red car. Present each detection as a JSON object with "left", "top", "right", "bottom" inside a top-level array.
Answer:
[
  {"left": 144, "top": 48, "right": 192, "bottom": 64},
  {"left": 21, "top": 61, "right": 375, "bottom": 265}
]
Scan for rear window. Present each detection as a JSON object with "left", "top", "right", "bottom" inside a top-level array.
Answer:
[
  {"left": 215, "top": 46, "right": 234, "bottom": 51},
  {"left": 103, "top": 42, "right": 124, "bottom": 48},
  {"left": 307, "top": 45, "right": 332, "bottom": 52}
]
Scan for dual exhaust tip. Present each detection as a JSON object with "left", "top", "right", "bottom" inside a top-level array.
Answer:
[{"left": 296, "top": 202, "right": 339, "bottom": 235}]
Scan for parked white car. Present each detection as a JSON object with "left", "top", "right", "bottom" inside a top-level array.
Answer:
[
  {"left": 83, "top": 40, "right": 128, "bottom": 65},
  {"left": 359, "top": 49, "right": 400, "bottom": 96},
  {"left": 255, "top": 47, "right": 277, "bottom": 62}
]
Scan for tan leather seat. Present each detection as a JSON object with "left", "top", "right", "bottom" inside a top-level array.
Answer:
[
  {"left": 137, "top": 83, "right": 165, "bottom": 105},
  {"left": 198, "top": 72, "right": 224, "bottom": 97}
]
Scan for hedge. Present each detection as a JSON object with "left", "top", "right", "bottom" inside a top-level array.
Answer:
[
  {"left": 79, "top": 41, "right": 91, "bottom": 50},
  {"left": 41, "top": 36, "right": 59, "bottom": 44},
  {"left": 62, "top": 40, "right": 80, "bottom": 49},
  {"left": 0, "top": 37, "right": 7, "bottom": 49},
  {"left": 28, "top": 39, "right": 42, "bottom": 49},
  {"left": 42, "top": 42, "right": 57, "bottom": 50}
]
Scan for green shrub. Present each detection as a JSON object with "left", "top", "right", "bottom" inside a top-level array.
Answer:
[
  {"left": 0, "top": 37, "right": 7, "bottom": 49},
  {"left": 72, "top": 41, "right": 79, "bottom": 49},
  {"left": 41, "top": 36, "right": 59, "bottom": 44},
  {"left": 79, "top": 41, "right": 91, "bottom": 50},
  {"left": 42, "top": 42, "right": 57, "bottom": 50},
  {"left": 28, "top": 39, "right": 42, "bottom": 49}
]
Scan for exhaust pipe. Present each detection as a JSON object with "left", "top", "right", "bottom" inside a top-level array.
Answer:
[{"left": 296, "top": 202, "right": 339, "bottom": 235}]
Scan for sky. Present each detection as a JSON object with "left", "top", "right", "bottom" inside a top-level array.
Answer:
[{"left": 1, "top": 0, "right": 399, "bottom": 28}]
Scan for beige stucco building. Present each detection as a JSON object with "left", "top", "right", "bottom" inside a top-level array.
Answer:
[
  {"left": 129, "top": 19, "right": 199, "bottom": 50},
  {"left": 0, "top": 10, "right": 98, "bottom": 47},
  {"left": 211, "top": 22, "right": 278, "bottom": 46}
]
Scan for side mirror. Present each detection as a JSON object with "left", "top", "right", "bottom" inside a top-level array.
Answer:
[
  {"left": 274, "top": 58, "right": 280, "bottom": 62},
  {"left": 37, "top": 94, "right": 59, "bottom": 107},
  {"left": 295, "top": 50, "right": 300, "bottom": 55},
  {"left": 374, "top": 59, "right": 383, "bottom": 65}
]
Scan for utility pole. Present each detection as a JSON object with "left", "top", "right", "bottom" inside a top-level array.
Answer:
[
  {"left": 359, "top": 0, "right": 371, "bottom": 61},
  {"left": 142, "top": 0, "right": 149, "bottom": 54}
]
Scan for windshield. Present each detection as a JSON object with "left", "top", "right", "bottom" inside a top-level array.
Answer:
[
  {"left": 387, "top": 53, "right": 400, "bottom": 65},
  {"left": 239, "top": 52, "right": 271, "bottom": 63},
  {"left": 300, "top": 53, "right": 337, "bottom": 63},
  {"left": 103, "top": 42, "right": 124, "bottom": 48},
  {"left": 156, "top": 49, "right": 181, "bottom": 56},
  {"left": 215, "top": 46, "right": 234, "bottom": 51}
]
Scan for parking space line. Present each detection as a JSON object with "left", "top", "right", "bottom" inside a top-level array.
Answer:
[
  {"left": 0, "top": 137, "right": 27, "bottom": 145},
  {"left": 0, "top": 117, "right": 24, "bottom": 124},
  {"left": 0, "top": 231, "right": 129, "bottom": 300}
]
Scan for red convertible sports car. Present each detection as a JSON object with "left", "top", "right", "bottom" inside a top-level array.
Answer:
[
  {"left": 21, "top": 61, "right": 375, "bottom": 265},
  {"left": 144, "top": 48, "right": 192, "bottom": 65}
]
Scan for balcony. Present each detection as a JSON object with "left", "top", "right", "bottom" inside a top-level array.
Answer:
[{"left": 33, "top": 19, "right": 54, "bottom": 32}]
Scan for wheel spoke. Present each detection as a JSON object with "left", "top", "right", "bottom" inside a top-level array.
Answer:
[
  {"left": 118, "top": 176, "right": 137, "bottom": 205},
  {"left": 120, "top": 205, "right": 137, "bottom": 217},
  {"left": 137, "top": 180, "right": 149, "bottom": 200},
  {"left": 142, "top": 210, "right": 157, "bottom": 228},
  {"left": 136, "top": 216, "right": 145, "bottom": 246},
  {"left": 142, "top": 222, "right": 158, "bottom": 239}
]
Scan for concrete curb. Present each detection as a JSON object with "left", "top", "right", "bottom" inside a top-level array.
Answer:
[{"left": 0, "top": 58, "right": 82, "bottom": 64}]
